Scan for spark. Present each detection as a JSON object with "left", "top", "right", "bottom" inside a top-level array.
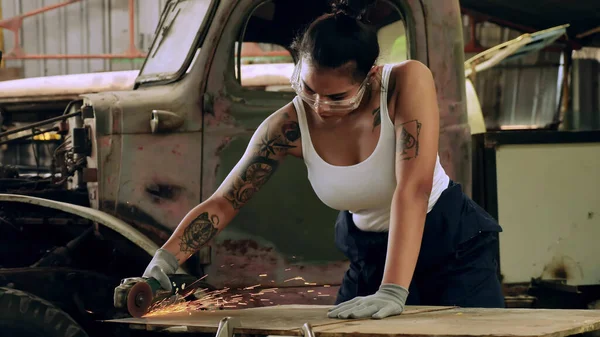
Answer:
[
  {"left": 144, "top": 287, "right": 242, "bottom": 317},
  {"left": 143, "top": 269, "right": 325, "bottom": 317},
  {"left": 284, "top": 276, "right": 306, "bottom": 283}
]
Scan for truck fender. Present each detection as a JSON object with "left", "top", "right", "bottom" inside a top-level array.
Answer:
[{"left": 0, "top": 193, "right": 186, "bottom": 274}]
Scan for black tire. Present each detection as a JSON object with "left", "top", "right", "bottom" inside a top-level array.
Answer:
[{"left": 0, "top": 287, "right": 89, "bottom": 337}]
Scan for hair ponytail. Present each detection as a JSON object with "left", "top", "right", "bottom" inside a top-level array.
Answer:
[
  {"left": 290, "top": 0, "right": 380, "bottom": 82},
  {"left": 330, "top": 0, "right": 377, "bottom": 21}
]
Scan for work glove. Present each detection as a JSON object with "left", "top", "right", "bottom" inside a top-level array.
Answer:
[
  {"left": 327, "top": 283, "right": 409, "bottom": 319},
  {"left": 142, "top": 248, "right": 179, "bottom": 291}
]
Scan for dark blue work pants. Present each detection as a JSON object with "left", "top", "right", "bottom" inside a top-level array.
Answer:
[{"left": 334, "top": 181, "right": 505, "bottom": 308}]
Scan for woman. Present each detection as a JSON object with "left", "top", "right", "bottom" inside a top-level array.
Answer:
[{"left": 140, "top": 0, "right": 505, "bottom": 320}]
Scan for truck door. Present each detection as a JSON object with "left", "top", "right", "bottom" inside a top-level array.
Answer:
[
  {"left": 81, "top": 0, "right": 218, "bottom": 256},
  {"left": 201, "top": 0, "right": 416, "bottom": 298}
]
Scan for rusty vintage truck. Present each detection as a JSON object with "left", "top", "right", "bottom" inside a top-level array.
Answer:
[{"left": 1, "top": 0, "right": 599, "bottom": 337}]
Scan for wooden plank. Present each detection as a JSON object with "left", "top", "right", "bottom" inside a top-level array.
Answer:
[
  {"left": 105, "top": 305, "right": 600, "bottom": 337},
  {"left": 313, "top": 307, "right": 600, "bottom": 337},
  {"left": 105, "top": 305, "right": 453, "bottom": 335}
]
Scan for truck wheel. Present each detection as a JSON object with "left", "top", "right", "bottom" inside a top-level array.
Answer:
[{"left": 0, "top": 287, "right": 89, "bottom": 337}]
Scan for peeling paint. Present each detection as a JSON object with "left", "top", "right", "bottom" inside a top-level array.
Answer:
[{"left": 145, "top": 183, "right": 184, "bottom": 205}]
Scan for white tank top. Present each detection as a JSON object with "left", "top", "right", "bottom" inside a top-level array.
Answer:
[{"left": 292, "top": 64, "right": 450, "bottom": 232}]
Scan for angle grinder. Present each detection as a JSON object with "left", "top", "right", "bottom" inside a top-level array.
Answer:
[{"left": 113, "top": 274, "right": 204, "bottom": 318}]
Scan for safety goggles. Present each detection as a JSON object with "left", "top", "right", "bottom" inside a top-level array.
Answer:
[{"left": 290, "top": 59, "right": 369, "bottom": 112}]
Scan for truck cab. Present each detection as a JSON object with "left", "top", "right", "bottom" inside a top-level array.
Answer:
[{"left": 0, "top": 1, "right": 470, "bottom": 336}]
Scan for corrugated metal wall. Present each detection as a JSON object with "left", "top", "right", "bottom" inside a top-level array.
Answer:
[
  {"left": 463, "top": 20, "right": 565, "bottom": 129},
  {"left": 569, "top": 49, "right": 600, "bottom": 130},
  {"left": 1, "top": 0, "right": 168, "bottom": 78}
]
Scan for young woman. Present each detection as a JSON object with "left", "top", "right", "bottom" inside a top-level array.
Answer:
[{"left": 139, "top": 0, "right": 505, "bottom": 320}]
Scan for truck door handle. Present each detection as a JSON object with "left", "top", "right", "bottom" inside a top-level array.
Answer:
[{"left": 150, "top": 110, "right": 184, "bottom": 133}]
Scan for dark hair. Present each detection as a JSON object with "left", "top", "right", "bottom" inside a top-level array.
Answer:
[{"left": 290, "top": 0, "right": 379, "bottom": 82}]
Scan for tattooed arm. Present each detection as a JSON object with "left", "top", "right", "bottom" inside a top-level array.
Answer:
[
  {"left": 381, "top": 60, "right": 440, "bottom": 288},
  {"left": 161, "top": 107, "right": 301, "bottom": 263}
]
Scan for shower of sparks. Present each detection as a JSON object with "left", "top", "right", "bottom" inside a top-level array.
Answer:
[{"left": 143, "top": 270, "right": 333, "bottom": 317}]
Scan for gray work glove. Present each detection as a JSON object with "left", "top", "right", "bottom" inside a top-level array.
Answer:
[
  {"left": 142, "top": 248, "right": 179, "bottom": 291},
  {"left": 327, "top": 284, "right": 409, "bottom": 319}
]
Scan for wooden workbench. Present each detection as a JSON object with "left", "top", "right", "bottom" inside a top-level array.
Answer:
[{"left": 106, "top": 304, "right": 600, "bottom": 337}]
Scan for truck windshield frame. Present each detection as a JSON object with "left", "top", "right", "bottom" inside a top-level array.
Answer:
[{"left": 135, "top": 0, "right": 218, "bottom": 86}]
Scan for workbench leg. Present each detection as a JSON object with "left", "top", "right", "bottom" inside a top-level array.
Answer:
[
  {"left": 215, "top": 316, "right": 241, "bottom": 337},
  {"left": 301, "top": 323, "right": 315, "bottom": 337}
]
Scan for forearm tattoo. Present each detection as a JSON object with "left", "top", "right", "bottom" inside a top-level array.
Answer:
[
  {"left": 224, "top": 113, "right": 300, "bottom": 209},
  {"left": 397, "top": 119, "right": 421, "bottom": 160},
  {"left": 179, "top": 212, "right": 220, "bottom": 254}
]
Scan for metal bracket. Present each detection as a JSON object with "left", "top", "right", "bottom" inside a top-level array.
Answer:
[
  {"left": 215, "top": 316, "right": 241, "bottom": 337},
  {"left": 301, "top": 323, "right": 316, "bottom": 337}
]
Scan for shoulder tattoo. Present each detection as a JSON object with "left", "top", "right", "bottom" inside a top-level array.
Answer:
[
  {"left": 371, "top": 107, "right": 381, "bottom": 131},
  {"left": 396, "top": 119, "right": 421, "bottom": 161}
]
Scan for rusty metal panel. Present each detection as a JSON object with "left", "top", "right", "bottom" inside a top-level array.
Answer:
[
  {"left": 410, "top": 0, "right": 472, "bottom": 192},
  {"left": 0, "top": 0, "right": 167, "bottom": 78}
]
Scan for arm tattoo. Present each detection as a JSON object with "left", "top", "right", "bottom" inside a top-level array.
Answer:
[
  {"left": 371, "top": 107, "right": 381, "bottom": 131},
  {"left": 223, "top": 113, "right": 300, "bottom": 209},
  {"left": 224, "top": 157, "right": 278, "bottom": 209},
  {"left": 257, "top": 125, "right": 297, "bottom": 158},
  {"left": 396, "top": 119, "right": 421, "bottom": 160},
  {"left": 281, "top": 120, "right": 301, "bottom": 142},
  {"left": 179, "top": 212, "right": 220, "bottom": 254}
]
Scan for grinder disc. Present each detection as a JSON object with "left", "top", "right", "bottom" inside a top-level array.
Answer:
[{"left": 127, "top": 281, "right": 153, "bottom": 318}]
